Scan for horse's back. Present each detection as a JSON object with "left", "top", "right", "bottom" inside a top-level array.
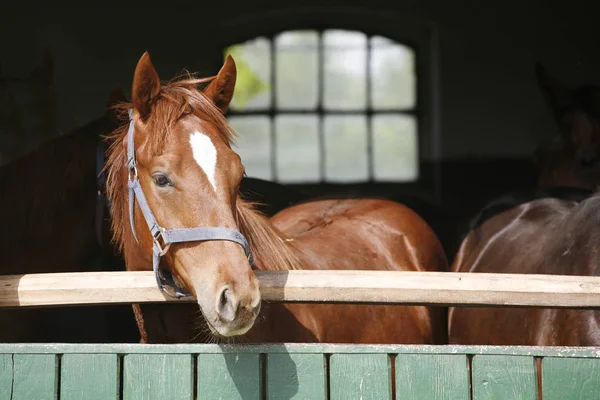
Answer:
[
  {"left": 263, "top": 198, "right": 449, "bottom": 345},
  {"left": 271, "top": 197, "right": 448, "bottom": 273},
  {"left": 453, "top": 196, "right": 579, "bottom": 275}
]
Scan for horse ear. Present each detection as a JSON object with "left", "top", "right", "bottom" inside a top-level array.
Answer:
[
  {"left": 535, "top": 62, "right": 573, "bottom": 118},
  {"left": 204, "top": 55, "right": 237, "bottom": 113},
  {"left": 132, "top": 52, "right": 161, "bottom": 120}
]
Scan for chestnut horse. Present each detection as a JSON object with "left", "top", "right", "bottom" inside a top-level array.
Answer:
[
  {"left": 104, "top": 52, "right": 448, "bottom": 344},
  {"left": 534, "top": 63, "right": 600, "bottom": 190},
  {"left": 0, "top": 75, "right": 305, "bottom": 343}
]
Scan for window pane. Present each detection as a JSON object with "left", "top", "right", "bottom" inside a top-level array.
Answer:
[
  {"left": 323, "top": 30, "right": 367, "bottom": 110},
  {"left": 229, "top": 116, "right": 272, "bottom": 180},
  {"left": 224, "top": 37, "right": 271, "bottom": 111},
  {"left": 372, "top": 114, "right": 418, "bottom": 181},
  {"left": 275, "top": 31, "right": 319, "bottom": 110},
  {"left": 324, "top": 116, "right": 368, "bottom": 181},
  {"left": 370, "top": 36, "right": 416, "bottom": 109},
  {"left": 275, "top": 115, "right": 319, "bottom": 182}
]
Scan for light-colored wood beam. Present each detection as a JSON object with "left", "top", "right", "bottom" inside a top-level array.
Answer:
[{"left": 1, "top": 270, "right": 600, "bottom": 308}]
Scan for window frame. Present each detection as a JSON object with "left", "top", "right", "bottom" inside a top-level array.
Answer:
[{"left": 213, "top": 7, "right": 441, "bottom": 193}]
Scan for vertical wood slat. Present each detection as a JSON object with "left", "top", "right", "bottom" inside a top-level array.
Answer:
[
  {"left": 123, "top": 354, "right": 193, "bottom": 400},
  {"left": 329, "top": 353, "right": 391, "bottom": 400},
  {"left": 395, "top": 354, "right": 470, "bottom": 399},
  {"left": 11, "top": 354, "right": 58, "bottom": 400},
  {"left": 0, "top": 355, "right": 13, "bottom": 400},
  {"left": 266, "top": 353, "right": 326, "bottom": 400},
  {"left": 471, "top": 355, "right": 537, "bottom": 400},
  {"left": 542, "top": 357, "right": 600, "bottom": 400},
  {"left": 197, "top": 353, "right": 261, "bottom": 400},
  {"left": 60, "top": 354, "right": 119, "bottom": 400}
]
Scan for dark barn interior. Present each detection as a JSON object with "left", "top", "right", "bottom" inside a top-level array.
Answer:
[{"left": 1, "top": 0, "right": 599, "bottom": 343}]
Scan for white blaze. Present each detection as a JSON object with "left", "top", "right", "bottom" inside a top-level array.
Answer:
[{"left": 189, "top": 131, "right": 217, "bottom": 192}]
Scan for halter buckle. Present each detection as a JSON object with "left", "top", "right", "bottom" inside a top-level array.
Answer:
[
  {"left": 128, "top": 165, "right": 138, "bottom": 181},
  {"left": 153, "top": 227, "right": 171, "bottom": 256}
]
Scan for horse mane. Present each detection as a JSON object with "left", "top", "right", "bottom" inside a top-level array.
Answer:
[
  {"left": 104, "top": 73, "right": 302, "bottom": 270},
  {"left": 236, "top": 199, "right": 302, "bottom": 271}
]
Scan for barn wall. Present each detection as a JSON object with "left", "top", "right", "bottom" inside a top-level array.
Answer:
[{"left": 1, "top": 0, "right": 598, "bottom": 161}]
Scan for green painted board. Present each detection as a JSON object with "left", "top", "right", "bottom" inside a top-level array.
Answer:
[
  {"left": 266, "top": 353, "right": 326, "bottom": 400},
  {"left": 60, "top": 354, "right": 119, "bottom": 400},
  {"left": 1, "top": 343, "right": 600, "bottom": 358},
  {"left": 329, "top": 353, "right": 391, "bottom": 400},
  {"left": 11, "top": 354, "right": 58, "bottom": 400},
  {"left": 395, "top": 354, "right": 470, "bottom": 399},
  {"left": 197, "top": 353, "right": 261, "bottom": 400},
  {"left": 542, "top": 357, "right": 600, "bottom": 400},
  {"left": 472, "top": 355, "right": 537, "bottom": 400},
  {"left": 0, "top": 354, "right": 13, "bottom": 400},
  {"left": 123, "top": 354, "right": 193, "bottom": 400}
]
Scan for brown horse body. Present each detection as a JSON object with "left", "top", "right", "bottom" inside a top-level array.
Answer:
[
  {"left": 107, "top": 52, "right": 448, "bottom": 345},
  {"left": 450, "top": 193, "right": 600, "bottom": 346}
]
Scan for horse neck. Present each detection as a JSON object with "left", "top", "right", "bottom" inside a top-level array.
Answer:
[{"left": 236, "top": 198, "right": 304, "bottom": 271}]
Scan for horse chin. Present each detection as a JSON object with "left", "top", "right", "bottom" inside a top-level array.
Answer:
[{"left": 197, "top": 303, "right": 255, "bottom": 339}]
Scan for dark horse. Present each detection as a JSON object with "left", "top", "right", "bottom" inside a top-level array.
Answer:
[
  {"left": 104, "top": 51, "right": 449, "bottom": 344},
  {"left": 449, "top": 185, "right": 598, "bottom": 346},
  {"left": 448, "top": 64, "right": 600, "bottom": 347}
]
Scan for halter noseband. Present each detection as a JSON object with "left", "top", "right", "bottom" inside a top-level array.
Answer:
[{"left": 125, "top": 109, "right": 254, "bottom": 298}]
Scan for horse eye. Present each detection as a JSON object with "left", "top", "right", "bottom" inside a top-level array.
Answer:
[{"left": 152, "top": 173, "right": 172, "bottom": 187}]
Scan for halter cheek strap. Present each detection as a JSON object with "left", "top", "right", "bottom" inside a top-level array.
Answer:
[{"left": 125, "top": 109, "right": 254, "bottom": 298}]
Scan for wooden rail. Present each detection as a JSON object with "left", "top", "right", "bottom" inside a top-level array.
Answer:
[{"left": 1, "top": 270, "right": 600, "bottom": 308}]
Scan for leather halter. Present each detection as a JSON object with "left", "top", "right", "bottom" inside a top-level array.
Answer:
[{"left": 125, "top": 109, "right": 253, "bottom": 298}]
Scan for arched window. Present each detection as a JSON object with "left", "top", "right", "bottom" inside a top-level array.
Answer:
[{"left": 225, "top": 29, "right": 418, "bottom": 183}]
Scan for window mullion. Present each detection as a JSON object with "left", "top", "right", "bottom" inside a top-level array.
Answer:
[
  {"left": 270, "top": 34, "right": 278, "bottom": 182},
  {"left": 366, "top": 34, "right": 374, "bottom": 182},
  {"left": 318, "top": 30, "right": 325, "bottom": 183}
]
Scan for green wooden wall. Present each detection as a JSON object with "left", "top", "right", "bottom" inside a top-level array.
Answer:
[{"left": 0, "top": 344, "right": 599, "bottom": 399}]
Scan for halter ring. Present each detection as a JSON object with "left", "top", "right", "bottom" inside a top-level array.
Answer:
[
  {"left": 128, "top": 165, "right": 138, "bottom": 181},
  {"left": 153, "top": 227, "right": 171, "bottom": 256}
]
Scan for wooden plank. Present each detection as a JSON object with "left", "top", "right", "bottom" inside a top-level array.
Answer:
[
  {"left": 329, "top": 353, "right": 391, "bottom": 400},
  {"left": 123, "top": 354, "right": 193, "bottom": 400},
  {"left": 266, "top": 353, "right": 326, "bottom": 400},
  {"left": 0, "top": 354, "right": 13, "bottom": 400},
  {"left": 196, "top": 353, "right": 261, "bottom": 400},
  {"left": 60, "top": 354, "right": 119, "bottom": 400},
  {"left": 395, "top": 354, "right": 469, "bottom": 399},
  {"left": 3, "top": 270, "right": 600, "bottom": 308},
  {"left": 11, "top": 354, "right": 58, "bottom": 400},
  {"left": 542, "top": 357, "right": 600, "bottom": 400},
  {"left": 471, "top": 355, "right": 537, "bottom": 400},
  {"left": 1, "top": 343, "right": 600, "bottom": 359}
]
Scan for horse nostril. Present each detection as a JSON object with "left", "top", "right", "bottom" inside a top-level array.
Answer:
[{"left": 216, "top": 287, "right": 238, "bottom": 323}]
